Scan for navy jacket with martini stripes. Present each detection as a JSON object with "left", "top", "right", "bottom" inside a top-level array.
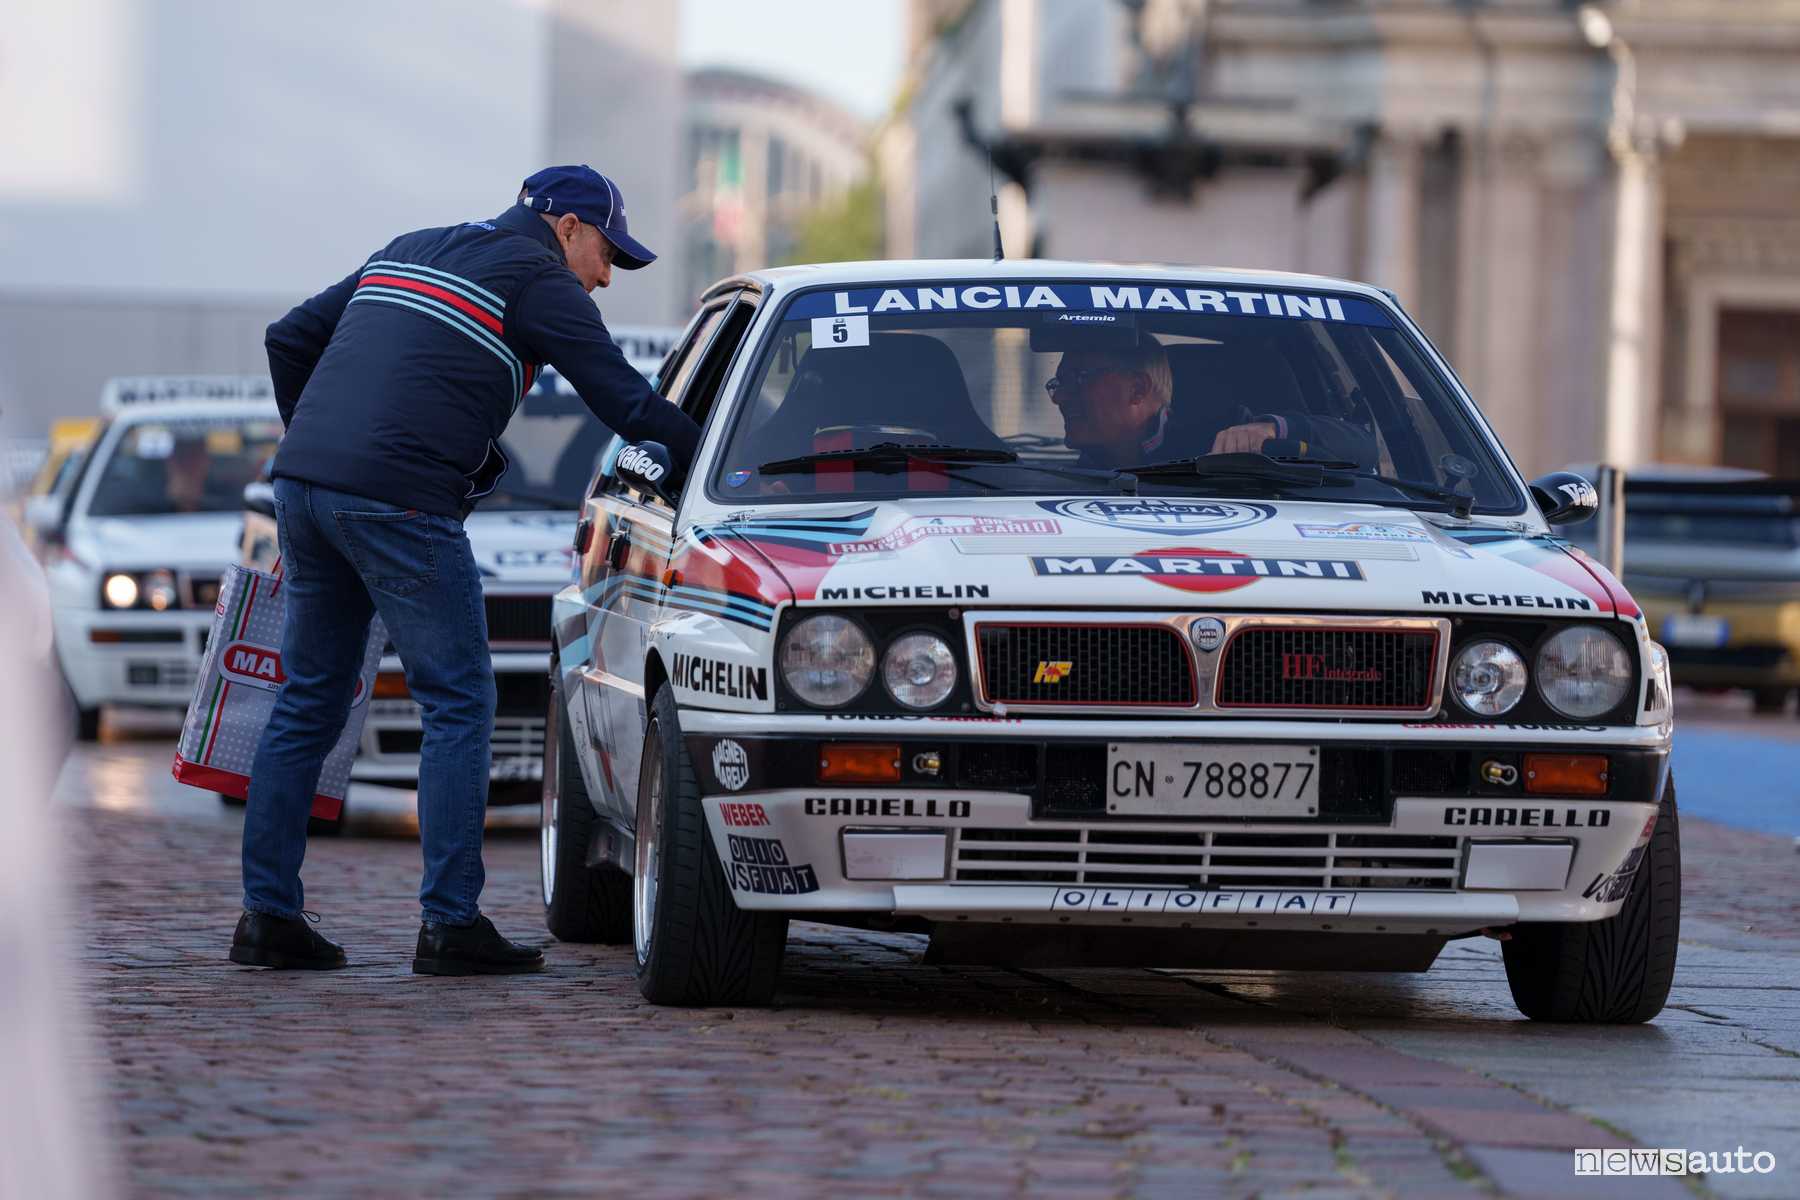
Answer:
[{"left": 266, "top": 204, "right": 699, "bottom": 517}]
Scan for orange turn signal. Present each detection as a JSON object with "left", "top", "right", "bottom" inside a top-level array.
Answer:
[
  {"left": 1523, "top": 754, "right": 1609, "bottom": 796},
  {"left": 372, "top": 671, "right": 411, "bottom": 700},
  {"left": 819, "top": 743, "right": 902, "bottom": 784}
]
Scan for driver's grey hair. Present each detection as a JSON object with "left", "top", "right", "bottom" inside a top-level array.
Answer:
[{"left": 1106, "top": 340, "right": 1172, "bottom": 409}]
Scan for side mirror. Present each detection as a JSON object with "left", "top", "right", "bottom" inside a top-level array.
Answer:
[
  {"left": 1530, "top": 471, "right": 1599, "bottom": 525},
  {"left": 614, "top": 441, "right": 679, "bottom": 505},
  {"left": 24, "top": 495, "right": 62, "bottom": 541},
  {"left": 242, "top": 480, "right": 277, "bottom": 518}
]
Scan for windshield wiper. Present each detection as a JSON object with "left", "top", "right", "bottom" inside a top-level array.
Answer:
[
  {"left": 1340, "top": 473, "right": 1473, "bottom": 518},
  {"left": 757, "top": 442, "right": 1018, "bottom": 474}
]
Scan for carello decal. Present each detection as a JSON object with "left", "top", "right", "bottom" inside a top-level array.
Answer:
[
  {"left": 220, "top": 642, "right": 286, "bottom": 690},
  {"left": 804, "top": 796, "right": 973, "bottom": 819},
  {"left": 1444, "top": 806, "right": 1611, "bottom": 828},
  {"left": 818, "top": 584, "right": 990, "bottom": 601},
  {"left": 672, "top": 653, "right": 768, "bottom": 701},
  {"left": 1032, "top": 548, "right": 1363, "bottom": 595},
  {"left": 1421, "top": 590, "right": 1593, "bottom": 611}
]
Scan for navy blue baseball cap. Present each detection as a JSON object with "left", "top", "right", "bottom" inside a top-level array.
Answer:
[{"left": 520, "top": 164, "right": 656, "bottom": 270}]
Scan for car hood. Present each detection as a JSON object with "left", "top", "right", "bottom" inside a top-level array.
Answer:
[
  {"left": 466, "top": 511, "right": 578, "bottom": 586},
  {"left": 684, "top": 496, "right": 1634, "bottom": 618},
  {"left": 72, "top": 513, "right": 245, "bottom": 572}
]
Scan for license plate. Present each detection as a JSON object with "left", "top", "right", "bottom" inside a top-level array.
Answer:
[
  {"left": 1662, "top": 613, "right": 1728, "bottom": 648},
  {"left": 1106, "top": 742, "right": 1319, "bottom": 817},
  {"left": 491, "top": 758, "right": 543, "bottom": 783}
]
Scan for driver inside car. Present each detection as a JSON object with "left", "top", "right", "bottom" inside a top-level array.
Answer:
[{"left": 1047, "top": 341, "right": 1378, "bottom": 470}]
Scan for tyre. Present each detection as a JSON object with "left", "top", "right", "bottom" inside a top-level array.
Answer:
[
  {"left": 74, "top": 704, "right": 101, "bottom": 742},
  {"left": 307, "top": 812, "right": 343, "bottom": 837},
  {"left": 540, "top": 666, "right": 630, "bottom": 943},
  {"left": 1751, "top": 687, "right": 1787, "bottom": 714},
  {"left": 634, "top": 684, "right": 787, "bottom": 1006},
  {"left": 218, "top": 792, "right": 246, "bottom": 807},
  {"left": 1501, "top": 777, "right": 1681, "bottom": 1023}
]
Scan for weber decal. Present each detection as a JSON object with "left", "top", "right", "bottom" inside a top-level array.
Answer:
[
  {"left": 718, "top": 801, "right": 769, "bottom": 828},
  {"left": 1050, "top": 888, "right": 1356, "bottom": 915},
  {"left": 726, "top": 835, "right": 819, "bottom": 895},
  {"left": 1040, "top": 498, "right": 1275, "bottom": 534},
  {"left": 672, "top": 653, "right": 768, "bottom": 701}
]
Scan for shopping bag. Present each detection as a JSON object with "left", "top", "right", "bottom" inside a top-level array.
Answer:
[{"left": 171, "top": 564, "right": 386, "bottom": 820}]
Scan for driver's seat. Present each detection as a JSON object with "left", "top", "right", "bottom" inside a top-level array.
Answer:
[{"left": 743, "top": 334, "right": 1002, "bottom": 466}]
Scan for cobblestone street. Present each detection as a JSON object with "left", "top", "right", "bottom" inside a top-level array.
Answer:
[{"left": 65, "top": 732, "right": 1799, "bottom": 1199}]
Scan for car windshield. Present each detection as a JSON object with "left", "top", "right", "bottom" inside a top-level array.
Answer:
[
  {"left": 87, "top": 416, "right": 284, "bottom": 517},
  {"left": 482, "top": 365, "right": 653, "bottom": 511},
  {"left": 711, "top": 279, "right": 1522, "bottom": 513}
]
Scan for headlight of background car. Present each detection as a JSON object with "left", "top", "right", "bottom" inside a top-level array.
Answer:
[
  {"left": 881, "top": 632, "right": 957, "bottom": 710},
  {"left": 1536, "top": 626, "right": 1632, "bottom": 718},
  {"left": 102, "top": 572, "right": 140, "bottom": 609},
  {"left": 101, "top": 569, "right": 181, "bottom": 610},
  {"left": 780, "top": 614, "right": 875, "bottom": 707},
  {"left": 1451, "top": 640, "right": 1527, "bottom": 716}
]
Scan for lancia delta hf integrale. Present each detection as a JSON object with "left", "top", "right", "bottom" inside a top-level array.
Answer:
[{"left": 540, "top": 262, "right": 1678, "bottom": 1021}]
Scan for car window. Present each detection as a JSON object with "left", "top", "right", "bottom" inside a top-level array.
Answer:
[
  {"left": 658, "top": 303, "right": 731, "bottom": 404},
  {"left": 86, "top": 415, "right": 283, "bottom": 517},
  {"left": 708, "top": 279, "right": 1522, "bottom": 514},
  {"left": 678, "top": 298, "right": 757, "bottom": 431}
]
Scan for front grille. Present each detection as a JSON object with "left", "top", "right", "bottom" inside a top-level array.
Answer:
[
  {"left": 485, "top": 594, "right": 552, "bottom": 646},
  {"left": 126, "top": 658, "right": 197, "bottom": 690},
  {"left": 373, "top": 717, "right": 546, "bottom": 768},
  {"left": 954, "top": 826, "right": 1460, "bottom": 889},
  {"left": 1217, "top": 627, "right": 1437, "bottom": 712},
  {"left": 975, "top": 623, "right": 1194, "bottom": 707}
]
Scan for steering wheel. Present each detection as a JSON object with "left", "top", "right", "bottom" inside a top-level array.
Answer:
[{"left": 813, "top": 423, "right": 939, "bottom": 450}]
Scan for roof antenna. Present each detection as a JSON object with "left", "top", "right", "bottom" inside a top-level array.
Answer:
[{"left": 989, "top": 150, "right": 1005, "bottom": 261}]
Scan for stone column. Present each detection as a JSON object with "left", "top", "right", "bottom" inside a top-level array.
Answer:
[
  {"left": 1601, "top": 137, "right": 1664, "bottom": 467},
  {"left": 1363, "top": 134, "right": 1422, "bottom": 306}
]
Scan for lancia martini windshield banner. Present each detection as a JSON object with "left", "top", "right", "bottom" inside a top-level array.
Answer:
[{"left": 783, "top": 283, "right": 1395, "bottom": 327}]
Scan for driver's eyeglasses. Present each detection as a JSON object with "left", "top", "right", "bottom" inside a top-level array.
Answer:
[{"left": 1044, "top": 366, "right": 1115, "bottom": 400}]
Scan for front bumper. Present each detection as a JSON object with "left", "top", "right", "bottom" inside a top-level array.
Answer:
[
  {"left": 53, "top": 607, "right": 211, "bottom": 708},
  {"left": 352, "top": 651, "right": 548, "bottom": 793},
  {"left": 681, "top": 711, "right": 1668, "bottom": 935}
]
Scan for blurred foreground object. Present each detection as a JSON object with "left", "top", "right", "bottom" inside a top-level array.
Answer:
[{"left": 0, "top": 510, "right": 115, "bottom": 1199}]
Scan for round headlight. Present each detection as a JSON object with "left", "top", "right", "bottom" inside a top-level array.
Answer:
[
  {"left": 103, "top": 573, "right": 140, "bottom": 609},
  {"left": 1536, "top": 626, "right": 1632, "bottom": 718},
  {"left": 780, "top": 614, "right": 875, "bottom": 707},
  {"left": 144, "top": 569, "right": 179, "bottom": 612},
  {"left": 882, "top": 632, "right": 958, "bottom": 710},
  {"left": 1451, "top": 640, "right": 1527, "bottom": 716}
]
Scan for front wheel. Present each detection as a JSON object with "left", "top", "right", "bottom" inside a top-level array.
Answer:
[
  {"left": 633, "top": 685, "right": 786, "bottom": 1006},
  {"left": 1501, "top": 778, "right": 1681, "bottom": 1022},
  {"left": 540, "top": 666, "right": 630, "bottom": 943}
]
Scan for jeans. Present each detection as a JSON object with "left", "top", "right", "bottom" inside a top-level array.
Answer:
[{"left": 242, "top": 479, "right": 495, "bottom": 926}]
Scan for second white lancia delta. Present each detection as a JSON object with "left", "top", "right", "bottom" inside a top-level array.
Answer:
[{"left": 540, "top": 260, "right": 1677, "bottom": 1022}]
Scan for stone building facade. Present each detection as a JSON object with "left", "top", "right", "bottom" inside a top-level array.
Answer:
[{"left": 882, "top": 0, "right": 1800, "bottom": 475}]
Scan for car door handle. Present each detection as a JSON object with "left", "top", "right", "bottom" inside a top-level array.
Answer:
[
  {"left": 606, "top": 531, "right": 630, "bottom": 569},
  {"left": 573, "top": 518, "right": 594, "bottom": 555}
]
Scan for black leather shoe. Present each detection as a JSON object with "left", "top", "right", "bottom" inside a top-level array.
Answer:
[
  {"left": 413, "top": 914, "right": 545, "bottom": 976},
  {"left": 228, "top": 910, "right": 348, "bottom": 970}
]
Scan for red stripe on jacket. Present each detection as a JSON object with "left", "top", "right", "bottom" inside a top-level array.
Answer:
[{"left": 358, "top": 274, "right": 504, "bottom": 335}]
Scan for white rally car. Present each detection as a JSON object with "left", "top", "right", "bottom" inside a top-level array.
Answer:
[
  {"left": 541, "top": 262, "right": 1678, "bottom": 1022},
  {"left": 240, "top": 333, "right": 678, "bottom": 808},
  {"left": 33, "top": 380, "right": 283, "bottom": 740}
]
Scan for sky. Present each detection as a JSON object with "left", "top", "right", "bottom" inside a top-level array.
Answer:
[{"left": 679, "top": 0, "right": 907, "bottom": 120}]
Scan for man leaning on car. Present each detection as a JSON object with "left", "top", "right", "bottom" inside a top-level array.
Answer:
[{"left": 230, "top": 165, "right": 699, "bottom": 975}]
